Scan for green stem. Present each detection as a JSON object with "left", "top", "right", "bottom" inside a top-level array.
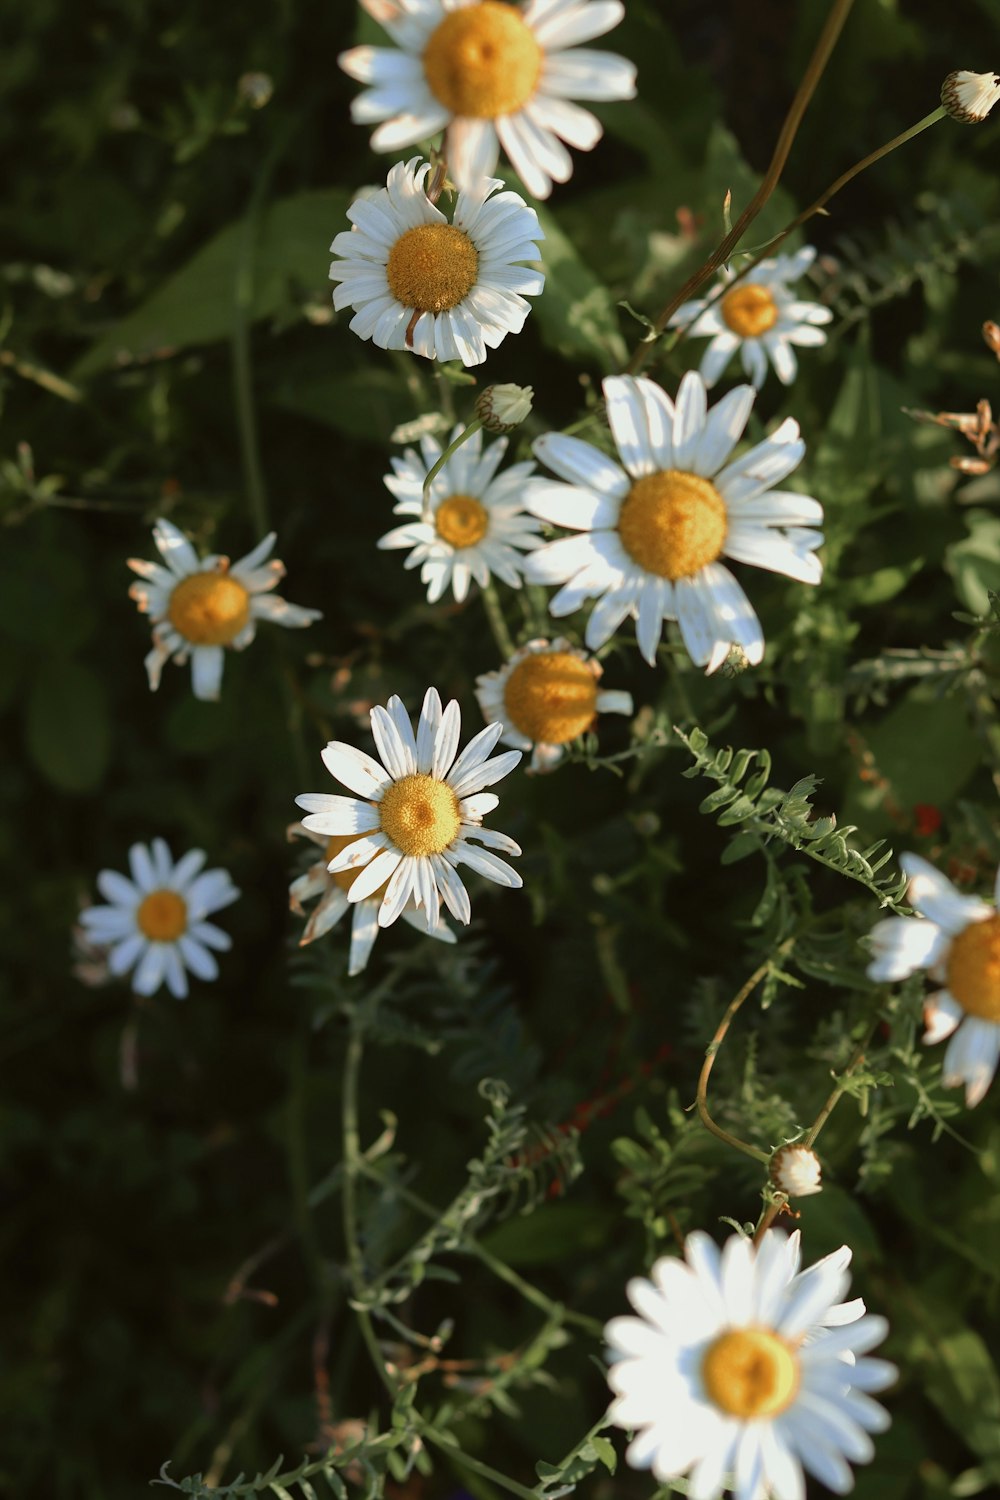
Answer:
[
  {"left": 421, "top": 417, "right": 483, "bottom": 513},
  {"left": 481, "top": 579, "right": 516, "bottom": 660},
  {"left": 418, "top": 1427, "right": 540, "bottom": 1500}
]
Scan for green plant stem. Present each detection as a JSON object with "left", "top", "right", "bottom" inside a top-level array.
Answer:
[
  {"left": 625, "top": 0, "right": 857, "bottom": 374},
  {"left": 421, "top": 417, "right": 483, "bottom": 511},
  {"left": 481, "top": 579, "right": 516, "bottom": 659},
  {"left": 696, "top": 944, "right": 795, "bottom": 1166},
  {"left": 418, "top": 1427, "right": 540, "bottom": 1500}
]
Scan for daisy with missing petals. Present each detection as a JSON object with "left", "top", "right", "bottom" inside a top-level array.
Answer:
[
  {"left": 295, "top": 687, "right": 522, "bottom": 931},
  {"left": 868, "top": 852, "right": 1000, "bottom": 1106},
  {"left": 475, "top": 637, "right": 632, "bottom": 772},
  {"left": 128, "top": 519, "right": 322, "bottom": 701},
  {"left": 606, "top": 1228, "right": 895, "bottom": 1500},
  {"left": 525, "top": 372, "right": 823, "bottom": 671},
  {"left": 329, "top": 157, "right": 543, "bottom": 366},
  {"left": 669, "top": 247, "right": 832, "bottom": 389},
  {"left": 339, "top": 0, "right": 637, "bottom": 200},
  {"left": 78, "top": 839, "right": 239, "bottom": 1000},
  {"left": 287, "top": 823, "right": 455, "bottom": 975},
  {"left": 377, "top": 423, "right": 541, "bottom": 602}
]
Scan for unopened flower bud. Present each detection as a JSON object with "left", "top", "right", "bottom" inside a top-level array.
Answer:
[
  {"left": 941, "top": 70, "right": 1000, "bottom": 124},
  {"left": 238, "top": 72, "right": 274, "bottom": 110},
  {"left": 770, "top": 1144, "right": 822, "bottom": 1198},
  {"left": 475, "top": 382, "right": 533, "bottom": 434}
]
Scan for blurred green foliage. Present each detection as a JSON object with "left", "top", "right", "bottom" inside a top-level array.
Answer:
[{"left": 4, "top": 1, "right": 1000, "bottom": 1498}]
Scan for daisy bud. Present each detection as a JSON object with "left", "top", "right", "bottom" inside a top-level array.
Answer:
[
  {"left": 941, "top": 70, "right": 1000, "bottom": 123},
  {"left": 770, "top": 1144, "right": 822, "bottom": 1198},
  {"left": 238, "top": 72, "right": 274, "bottom": 109},
  {"left": 475, "top": 383, "right": 534, "bottom": 434}
]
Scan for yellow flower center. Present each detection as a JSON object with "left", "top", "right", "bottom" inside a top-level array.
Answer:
[
  {"left": 422, "top": 1, "right": 543, "bottom": 119},
  {"left": 136, "top": 888, "right": 188, "bottom": 943},
  {"left": 435, "top": 493, "right": 490, "bottom": 548},
  {"left": 386, "top": 224, "right": 479, "bottom": 313},
  {"left": 721, "top": 283, "right": 779, "bottom": 338},
  {"left": 325, "top": 833, "right": 390, "bottom": 899},
  {"left": 946, "top": 914, "right": 1000, "bottom": 1022},
  {"left": 378, "top": 774, "right": 461, "bottom": 857},
  {"left": 701, "top": 1328, "right": 800, "bottom": 1420},
  {"left": 168, "top": 571, "right": 251, "bottom": 646},
  {"left": 617, "top": 470, "right": 727, "bottom": 580},
  {"left": 503, "top": 651, "right": 598, "bottom": 745}
]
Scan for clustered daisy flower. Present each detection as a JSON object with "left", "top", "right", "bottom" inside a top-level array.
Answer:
[
  {"left": 288, "top": 822, "right": 455, "bottom": 974},
  {"left": 377, "top": 422, "right": 541, "bottom": 602},
  {"left": 525, "top": 371, "right": 824, "bottom": 671},
  {"left": 475, "top": 636, "right": 632, "bottom": 772},
  {"left": 295, "top": 687, "right": 522, "bottom": 930},
  {"left": 79, "top": 839, "right": 239, "bottom": 999},
  {"left": 128, "top": 519, "right": 321, "bottom": 701},
  {"left": 669, "top": 247, "right": 832, "bottom": 389},
  {"left": 869, "top": 852, "right": 1000, "bottom": 1106},
  {"left": 606, "top": 1228, "right": 895, "bottom": 1500},
  {"left": 339, "top": 0, "right": 637, "bottom": 200},
  {"left": 329, "top": 157, "right": 544, "bottom": 366}
]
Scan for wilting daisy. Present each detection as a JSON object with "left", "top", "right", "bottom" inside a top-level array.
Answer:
[
  {"left": 606, "top": 1228, "right": 895, "bottom": 1500},
  {"left": 339, "top": 0, "right": 637, "bottom": 200},
  {"left": 669, "top": 247, "right": 832, "bottom": 389},
  {"left": 475, "top": 637, "right": 632, "bottom": 772},
  {"left": 288, "top": 823, "right": 455, "bottom": 974},
  {"left": 128, "top": 519, "right": 321, "bottom": 701},
  {"left": 377, "top": 423, "right": 541, "bottom": 602},
  {"left": 295, "top": 687, "right": 522, "bottom": 930},
  {"left": 329, "top": 157, "right": 543, "bottom": 366},
  {"left": 78, "top": 839, "right": 239, "bottom": 1000},
  {"left": 868, "top": 852, "right": 1000, "bottom": 1106},
  {"left": 525, "top": 372, "right": 823, "bottom": 671}
]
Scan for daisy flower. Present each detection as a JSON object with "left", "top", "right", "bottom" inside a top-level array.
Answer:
[
  {"left": 128, "top": 519, "right": 322, "bottom": 702},
  {"left": 377, "top": 422, "right": 541, "bottom": 602},
  {"left": 328, "top": 157, "right": 543, "bottom": 367},
  {"left": 288, "top": 823, "right": 456, "bottom": 974},
  {"left": 669, "top": 247, "right": 832, "bottom": 389},
  {"left": 78, "top": 839, "right": 239, "bottom": 1000},
  {"left": 606, "top": 1227, "right": 895, "bottom": 1500},
  {"left": 868, "top": 851, "right": 1000, "bottom": 1106},
  {"left": 475, "top": 636, "right": 632, "bottom": 772},
  {"left": 941, "top": 69, "right": 1000, "bottom": 123},
  {"left": 295, "top": 687, "right": 523, "bottom": 931},
  {"left": 339, "top": 0, "right": 637, "bottom": 200},
  {"left": 524, "top": 371, "right": 823, "bottom": 671}
]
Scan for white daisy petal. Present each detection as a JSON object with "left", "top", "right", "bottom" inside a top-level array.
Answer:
[
  {"left": 867, "top": 915, "right": 948, "bottom": 981},
  {"left": 900, "top": 852, "right": 992, "bottom": 935},
  {"left": 923, "top": 990, "right": 964, "bottom": 1043},
  {"left": 320, "top": 742, "right": 393, "bottom": 799},
  {"left": 942, "top": 1016, "right": 1000, "bottom": 1106},
  {"left": 532, "top": 431, "right": 629, "bottom": 498}
]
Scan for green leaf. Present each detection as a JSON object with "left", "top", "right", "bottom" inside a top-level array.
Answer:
[
  {"left": 947, "top": 509, "right": 1000, "bottom": 616},
  {"left": 25, "top": 658, "right": 110, "bottom": 793},
  {"left": 532, "top": 206, "right": 627, "bottom": 371},
  {"left": 479, "top": 1202, "right": 614, "bottom": 1266},
  {"left": 74, "top": 189, "right": 348, "bottom": 378},
  {"left": 903, "top": 1303, "right": 1000, "bottom": 1468}
]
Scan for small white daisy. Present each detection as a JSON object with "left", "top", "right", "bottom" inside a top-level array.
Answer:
[
  {"left": 524, "top": 371, "right": 823, "bottom": 671},
  {"left": 78, "top": 839, "right": 239, "bottom": 1000},
  {"left": 295, "top": 687, "right": 523, "bottom": 931},
  {"left": 377, "top": 422, "right": 541, "bottom": 603},
  {"left": 329, "top": 157, "right": 543, "bottom": 367},
  {"left": 128, "top": 519, "right": 322, "bottom": 702},
  {"left": 770, "top": 1144, "right": 822, "bottom": 1199},
  {"left": 475, "top": 636, "right": 632, "bottom": 772},
  {"left": 868, "top": 852, "right": 1000, "bottom": 1107},
  {"left": 606, "top": 1228, "right": 895, "bottom": 1500},
  {"left": 288, "top": 823, "right": 456, "bottom": 975},
  {"left": 941, "top": 69, "right": 1000, "bottom": 123},
  {"left": 339, "top": 0, "right": 637, "bottom": 201},
  {"left": 669, "top": 247, "right": 832, "bottom": 389}
]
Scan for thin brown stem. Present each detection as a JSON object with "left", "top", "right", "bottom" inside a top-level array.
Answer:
[{"left": 626, "top": 0, "right": 857, "bottom": 375}]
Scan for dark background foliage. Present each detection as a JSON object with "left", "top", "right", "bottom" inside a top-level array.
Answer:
[{"left": 3, "top": 1, "right": 1000, "bottom": 1496}]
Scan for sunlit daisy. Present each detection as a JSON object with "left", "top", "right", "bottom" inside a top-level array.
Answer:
[
  {"left": 941, "top": 69, "right": 1000, "bottom": 123},
  {"left": 128, "top": 519, "right": 321, "bottom": 702},
  {"left": 669, "top": 247, "right": 832, "bottom": 389},
  {"left": 339, "top": 0, "right": 637, "bottom": 200},
  {"left": 606, "top": 1228, "right": 895, "bottom": 1500},
  {"left": 770, "top": 1144, "right": 822, "bottom": 1199},
  {"left": 288, "top": 823, "right": 455, "bottom": 974},
  {"left": 868, "top": 852, "right": 1000, "bottom": 1106},
  {"left": 377, "top": 422, "right": 541, "bottom": 602},
  {"left": 524, "top": 372, "right": 823, "bottom": 671},
  {"left": 78, "top": 839, "right": 239, "bottom": 1000},
  {"left": 475, "top": 636, "right": 632, "bottom": 772},
  {"left": 295, "top": 687, "right": 522, "bottom": 930},
  {"left": 329, "top": 157, "right": 543, "bottom": 366}
]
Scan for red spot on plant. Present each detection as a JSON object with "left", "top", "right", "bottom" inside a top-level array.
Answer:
[{"left": 913, "top": 803, "right": 942, "bottom": 837}]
